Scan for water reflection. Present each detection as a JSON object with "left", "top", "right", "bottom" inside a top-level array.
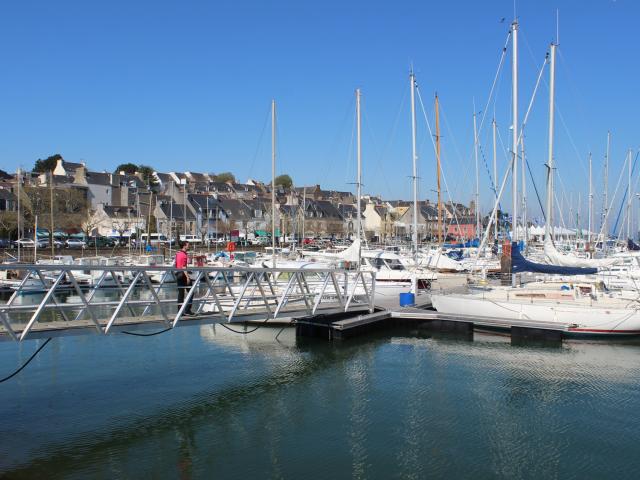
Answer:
[{"left": 1, "top": 326, "right": 639, "bottom": 479}]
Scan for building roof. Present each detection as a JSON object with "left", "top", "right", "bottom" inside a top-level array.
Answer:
[
  {"left": 209, "top": 182, "right": 233, "bottom": 193},
  {"left": 218, "top": 198, "right": 252, "bottom": 219},
  {"left": 114, "top": 173, "right": 145, "bottom": 188},
  {"left": 279, "top": 204, "right": 299, "bottom": 216},
  {"left": 186, "top": 172, "right": 210, "bottom": 183},
  {"left": 158, "top": 202, "right": 196, "bottom": 221},
  {"left": 373, "top": 205, "right": 389, "bottom": 217},
  {"left": 306, "top": 200, "right": 343, "bottom": 220},
  {"left": 337, "top": 204, "right": 362, "bottom": 219},
  {"left": 85, "top": 171, "right": 112, "bottom": 186},
  {"left": 52, "top": 174, "right": 74, "bottom": 185},
  {"left": 188, "top": 193, "right": 222, "bottom": 213},
  {"left": 154, "top": 172, "right": 174, "bottom": 185},
  {"left": 61, "top": 161, "right": 83, "bottom": 173},
  {"left": 419, "top": 204, "right": 439, "bottom": 219},
  {"left": 171, "top": 172, "right": 187, "bottom": 183},
  {"left": 231, "top": 183, "right": 262, "bottom": 194}
]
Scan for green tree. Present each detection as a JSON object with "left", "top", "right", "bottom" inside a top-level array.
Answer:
[
  {"left": 213, "top": 172, "right": 236, "bottom": 183},
  {"left": 274, "top": 174, "right": 293, "bottom": 189},
  {"left": 114, "top": 163, "right": 138, "bottom": 175},
  {"left": 138, "top": 165, "right": 157, "bottom": 186},
  {"left": 34, "top": 154, "right": 62, "bottom": 173}
]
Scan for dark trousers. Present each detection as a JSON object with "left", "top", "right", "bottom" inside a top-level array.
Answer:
[{"left": 176, "top": 272, "right": 193, "bottom": 314}]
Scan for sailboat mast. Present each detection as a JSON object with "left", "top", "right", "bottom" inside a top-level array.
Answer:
[
  {"left": 355, "top": 89, "right": 363, "bottom": 248},
  {"left": 34, "top": 215, "right": 38, "bottom": 261},
  {"left": 271, "top": 99, "right": 276, "bottom": 269},
  {"left": 627, "top": 149, "right": 632, "bottom": 240},
  {"left": 545, "top": 42, "right": 556, "bottom": 243},
  {"left": 169, "top": 181, "right": 174, "bottom": 257},
  {"left": 16, "top": 168, "right": 21, "bottom": 262},
  {"left": 492, "top": 118, "right": 498, "bottom": 241},
  {"left": 587, "top": 152, "right": 593, "bottom": 243},
  {"left": 473, "top": 108, "right": 480, "bottom": 240},
  {"left": 302, "top": 187, "right": 306, "bottom": 243},
  {"left": 603, "top": 131, "right": 610, "bottom": 243},
  {"left": 410, "top": 72, "right": 418, "bottom": 259},
  {"left": 521, "top": 136, "right": 527, "bottom": 244},
  {"left": 511, "top": 20, "right": 519, "bottom": 242},
  {"left": 435, "top": 94, "right": 443, "bottom": 245},
  {"left": 50, "top": 171, "right": 55, "bottom": 258}
]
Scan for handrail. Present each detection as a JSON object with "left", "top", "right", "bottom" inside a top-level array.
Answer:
[{"left": 0, "top": 263, "right": 376, "bottom": 342}]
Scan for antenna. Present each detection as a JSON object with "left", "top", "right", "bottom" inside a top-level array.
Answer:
[{"left": 556, "top": 9, "right": 560, "bottom": 45}]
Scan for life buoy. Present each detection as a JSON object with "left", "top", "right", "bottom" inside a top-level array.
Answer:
[{"left": 227, "top": 241, "right": 236, "bottom": 252}]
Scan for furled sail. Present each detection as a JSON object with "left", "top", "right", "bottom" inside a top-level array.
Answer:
[{"left": 543, "top": 239, "right": 619, "bottom": 268}]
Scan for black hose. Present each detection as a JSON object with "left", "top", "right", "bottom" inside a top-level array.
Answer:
[
  {"left": 121, "top": 327, "right": 173, "bottom": 337},
  {"left": 0, "top": 338, "right": 52, "bottom": 383},
  {"left": 219, "top": 316, "right": 273, "bottom": 335}
]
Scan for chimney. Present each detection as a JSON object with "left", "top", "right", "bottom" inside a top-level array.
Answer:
[
  {"left": 73, "top": 164, "right": 87, "bottom": 184},
  {"left": 53, "top": 157, "right": 65, "bottom": 176}
]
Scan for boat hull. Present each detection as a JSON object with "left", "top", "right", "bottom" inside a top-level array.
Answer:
[{"left": 431, "top": 293, "right": 640, "bottom": 336}]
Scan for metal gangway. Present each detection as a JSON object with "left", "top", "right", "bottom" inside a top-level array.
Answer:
[{"left": 0, "top": 264, "right": 376, "bottom": 341}]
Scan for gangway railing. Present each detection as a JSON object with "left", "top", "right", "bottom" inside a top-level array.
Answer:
[{"left": 0, "top": 264, "right": 376, "bottom": 341}]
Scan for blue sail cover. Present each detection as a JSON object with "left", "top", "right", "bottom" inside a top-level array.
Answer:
[
  {"left": 511, "top": 242, "right": 597, "bottom": 275},
  {"left": 442, "top": 239, "right": 479, "bottom": 249},
  {"left": 628, "top": 239, "right": 640, "bottom": 251}
]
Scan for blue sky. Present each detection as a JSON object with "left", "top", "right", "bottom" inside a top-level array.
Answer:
[{"left": 0, "top": 0, "right": 637, "bottom": 226}]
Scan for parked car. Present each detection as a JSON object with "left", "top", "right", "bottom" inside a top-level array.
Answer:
[
  {"left": 13, "top": 238, "right": 49, "bottom": 248},
  {"left": 0, "top": 238, "right": 11, "bottom": 248},
  {"left": 66, "top": 237, "right": 87, "bottom": 249},
  {"left": 86, "top": 236, "right": 116, "bottom": 248}
]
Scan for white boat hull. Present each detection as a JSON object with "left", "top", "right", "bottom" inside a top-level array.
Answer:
[{"left": 432, "top": 292, "right": 640, "bottom": 336}]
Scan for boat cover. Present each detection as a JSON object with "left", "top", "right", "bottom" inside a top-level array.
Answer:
[
  {"left": 512, "top": 242, "right": 597, "bottom": 275},
  {"left": 442, "top": 239, "right": 479, "bottom": 248},
  {"left": 628, "top": 239, "right": 640, "bottom": 251}
]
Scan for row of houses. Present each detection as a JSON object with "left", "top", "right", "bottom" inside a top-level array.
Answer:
[{"left": 0, "top": 157, "right": 479, "bottom": 242}]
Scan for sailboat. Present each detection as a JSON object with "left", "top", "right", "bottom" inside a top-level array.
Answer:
[
  {"left": 432, "top": 25, "right": 640, "bottom": 336},
  {"left": 301, "top": 87, "right": 434, "bottom": 306}
]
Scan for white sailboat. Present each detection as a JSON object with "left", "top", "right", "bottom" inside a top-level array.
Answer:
[
  {"left": 301, "top": 87, "right": 433, "bottom": 306},
  {"left": 433, "top": 26, "right": 640, "bottom": 336}
]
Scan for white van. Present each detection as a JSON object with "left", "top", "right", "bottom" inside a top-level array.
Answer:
[
  {"left": 139, "top": 233, "right": 170, "bottom": 246},
  {"left": 179, "top": 234, "right": 203, "bottom": 244}
]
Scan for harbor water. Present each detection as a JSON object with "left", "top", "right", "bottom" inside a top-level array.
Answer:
[{"left": 1, "top": 324, "right": 640, "bottom": 479}]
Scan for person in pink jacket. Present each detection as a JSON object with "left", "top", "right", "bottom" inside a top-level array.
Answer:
[{"left": 175, "top": 241, "right": 193, "bottom": 315}]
